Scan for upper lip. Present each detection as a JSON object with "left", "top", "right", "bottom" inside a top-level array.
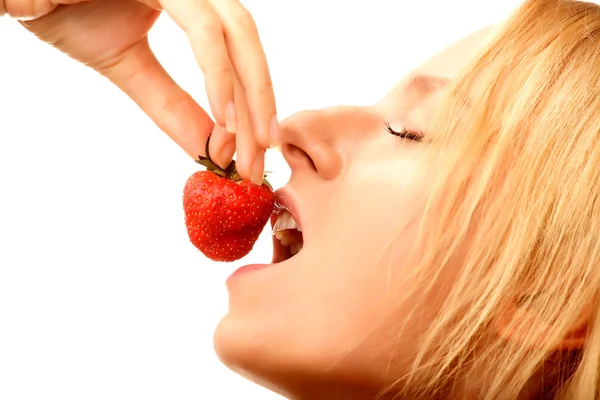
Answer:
[{"left": 272, "top": 188, "right": 304, "bottom": 231}]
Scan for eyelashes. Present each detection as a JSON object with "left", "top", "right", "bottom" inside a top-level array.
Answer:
[{"left": 384, "top": 122, "right": 424, "bottom": 142}]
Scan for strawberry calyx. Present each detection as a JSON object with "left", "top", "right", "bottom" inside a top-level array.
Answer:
[{"left": 195, "top": 136, "right": 273, "bottom": 190}]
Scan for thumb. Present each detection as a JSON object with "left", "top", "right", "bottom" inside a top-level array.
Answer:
[
  {"left": 2, "top": 0, "right": 92, "bottom": 20},
  {"left": 98, "top": 37, "right": 214, "bottom": 160}
]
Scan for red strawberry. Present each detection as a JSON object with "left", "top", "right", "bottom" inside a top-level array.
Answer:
[{"left": 183, "top": 148, "right": 275, "bottom": 262}]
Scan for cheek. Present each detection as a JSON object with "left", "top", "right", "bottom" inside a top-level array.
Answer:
[
  {"left": 288, "top": 167, "right": 442, "bottom": 374},
  {"left": 319, "top": 151, "right": 432, "bottom": 278},
  {"left": 313, "top": 167, "right": 430, "bottom": 327},
  {"left": 214, "top": 153, "right": 435, "bottom": 383}
]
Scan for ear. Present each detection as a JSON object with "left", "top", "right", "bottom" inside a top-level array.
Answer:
[{"left": 494, "top": 296, "right": 589, "bottom": 351}]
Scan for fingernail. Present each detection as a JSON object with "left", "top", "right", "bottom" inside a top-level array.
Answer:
[
  {"left": 269, "top": 116, "right": 280, "bottom": 148},
  {"left": 225, "top": 101, "right": 237, "bottom": 134},
  {"left": 216, "top": 139, "right": 236, "bottom": 169},
  {"left": 251, "top": 151, "right": 265, "bottom": 186}
]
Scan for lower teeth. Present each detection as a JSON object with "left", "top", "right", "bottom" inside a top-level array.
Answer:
[
  {"left": 275, "top": 229, "right": 303, "bottom": 256},
  {"left": 276, "top": 230, "right": 296, "bottom": 246},
  {"left": 290, "top": 242, "right": 303, "bottom": 255}
]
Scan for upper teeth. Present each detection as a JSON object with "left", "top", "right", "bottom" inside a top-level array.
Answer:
[{"left": 272, "top": 210, "right": 302, "bottom": 234}]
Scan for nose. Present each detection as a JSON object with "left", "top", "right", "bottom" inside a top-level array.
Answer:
[{"left": 278, "top": 106, "right": 373, "bottom": 180}]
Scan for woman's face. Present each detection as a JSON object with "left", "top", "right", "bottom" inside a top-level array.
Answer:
[{"left": 214, "top": 27, "right": 495, "bottom": 398}]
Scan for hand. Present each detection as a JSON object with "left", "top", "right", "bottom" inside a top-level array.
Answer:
[{"left": 1, "top": 0, "right": 277, "bottom": 185}]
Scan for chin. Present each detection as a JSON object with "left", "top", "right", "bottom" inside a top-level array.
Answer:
[
  {"left": 210, "top": 189, "right": 389, "bottom": 398},
  {"left": 213, "top": 316, "right": 274, "bottom": 387},
  {"left": 213, "top": 311, "right": 402, "bottom": 400},
  {"left": 213, "top": 314, "right": 311, "bottom": 399},
  {"left": 211, "top": 188, "right": 307, "bottom": 382}
]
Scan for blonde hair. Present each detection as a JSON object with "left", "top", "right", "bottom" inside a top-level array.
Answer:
[{"left": 390, "top": 0, "right": 600, "bottom": 398}]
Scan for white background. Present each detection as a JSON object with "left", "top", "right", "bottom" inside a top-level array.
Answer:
[{"left": 0, "top": 1, "right": 522, "bottom": 399}]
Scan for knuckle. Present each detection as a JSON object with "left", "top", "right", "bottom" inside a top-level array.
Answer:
[
  {"left": 160, "top": 92, "right": 191, "bottom": 124},
  {"left": 259, "top": 79, "right": 274, "bottom": 94},
  {"left": 193, "top": 14, "right": 223, "bottom": 37},
  {"left": 247, "top": 78, "right": 274, "bottom": 100},
  {"left": 5, "top": 0, "right": 55, "bottom": 18},
  {"left": 206, "top": 64, "right": 234, "bottom": 82},
  {"left": 228, "top": 4, "right": 257, "bottom": 34},
  {"left": 215, "top": 63, "right": 234, "bottom": 77}
]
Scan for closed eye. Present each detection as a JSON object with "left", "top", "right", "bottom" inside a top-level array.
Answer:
[{"left": 384, "top": 122, "right": 424, "bottom": 142}]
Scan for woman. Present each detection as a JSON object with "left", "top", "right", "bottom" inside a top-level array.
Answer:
[
  {"left": 217, "top": 0, "right": 600, "bottom": 398},
  {"left": 5, "top": 0, "right": 600, "bottom": 398}
]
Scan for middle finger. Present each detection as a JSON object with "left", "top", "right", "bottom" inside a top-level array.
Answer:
[
  {"left": 209, "top": 0, "right": 278, "bottom": 150},
  {"left": 159, "top": 0, "right": 235, "bottom": 132},
  {"left": 233, "top": 74, "right": 264, "bottom": 185}
]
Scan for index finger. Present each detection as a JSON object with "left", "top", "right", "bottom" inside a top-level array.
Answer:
[{"left": 158, "top": 0, "right": 235, "bottom": 138}]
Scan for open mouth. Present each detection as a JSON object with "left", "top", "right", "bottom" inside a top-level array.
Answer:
[{"left": 271, "top": 202, "right": 304, "bottom": 264}]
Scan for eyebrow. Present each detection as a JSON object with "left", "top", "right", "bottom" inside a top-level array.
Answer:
[
  {"left": 400, "top": 74, "right": 450, "bottom": 131},
  {"left": 405, "top": 73, "right": 450, "bottom": 96}
]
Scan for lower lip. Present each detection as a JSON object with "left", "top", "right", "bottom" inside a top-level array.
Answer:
[
  {"left": 227, "top": 263, "right": 271, "bottom": 281},
  {"left": 227, "top": 209, "right": 291, "bottom": 282}
]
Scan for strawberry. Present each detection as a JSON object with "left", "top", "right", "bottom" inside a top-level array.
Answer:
[{"left": 183, "top": 142, "right": 275, "bottom": 262}]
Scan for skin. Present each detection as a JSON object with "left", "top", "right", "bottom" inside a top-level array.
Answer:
[
  {"left": 6, "top": 0, "right": 578, "bottom": 397},
  {"left": 1, "top": 0, "right": 276, "bottom": 184},
  {"left": 5, "top": 2, "right": 576, "bottom": 396},
  {"left": 213, "top": 26, "right": 498, "bottom": 400}
]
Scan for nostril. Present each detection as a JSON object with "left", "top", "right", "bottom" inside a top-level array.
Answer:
[{"left": 284, "top": 144, "right": 318, "bottom": 172}]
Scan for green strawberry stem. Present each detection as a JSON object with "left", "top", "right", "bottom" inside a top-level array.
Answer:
[{"left": 195, "top": 136, "right": 273, "bottom": 190}]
